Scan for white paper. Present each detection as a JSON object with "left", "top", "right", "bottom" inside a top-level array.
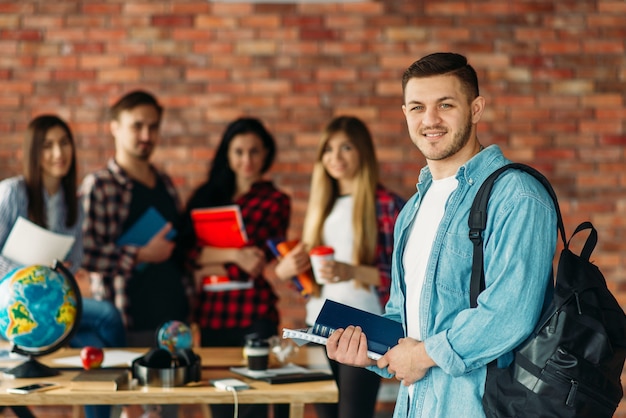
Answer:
[
  {"left": 51, "top": 349, "right": 143, "bottom": 368},
  {"left": 1, "top": 216, "right": 75, "bottom": 266}
]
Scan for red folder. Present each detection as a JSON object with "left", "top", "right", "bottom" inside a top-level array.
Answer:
[{"left": 191, "top": 205, "right": 248, "bottom": 248}]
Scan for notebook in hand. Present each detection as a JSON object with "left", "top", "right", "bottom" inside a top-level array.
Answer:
[
  {"left": 116, "top": 206, "right": 176, "bottom": 246},
  {"left": 191, "top": 205, "right": 248, "bottom": 248},
  {"left": 266, "top": 238, "right": 316, "bottom": 297},
  {"left": 282, "top": 299, "right": 404, "bottom": 360}
]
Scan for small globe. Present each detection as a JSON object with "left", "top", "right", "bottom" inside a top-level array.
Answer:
[
  {"left": 156, "top": 320, "right": 192, "bottom": 353},
  {"left": 0, "top": 262, "right": 81, "bottom": 377}
]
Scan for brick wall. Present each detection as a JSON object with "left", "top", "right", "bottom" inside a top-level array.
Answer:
[{"left": 1, "top": 0, "right": 625, "bottom": 412}]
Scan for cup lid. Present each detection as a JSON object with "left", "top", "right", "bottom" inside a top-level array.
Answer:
[{"left": 309, "top": 246, "right": 334, "bottom": 256}]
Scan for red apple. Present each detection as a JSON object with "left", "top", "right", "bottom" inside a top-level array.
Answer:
[{"left": 80, "top": 346, "right": 104, "bottom": 370}]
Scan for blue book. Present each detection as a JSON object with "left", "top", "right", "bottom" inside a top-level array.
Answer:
[
  {"left": 116, "top": 207, "right": 177, "bottom": 246},
  {"left": 283, "top": 299, "right": 404, "bottom": 359}
]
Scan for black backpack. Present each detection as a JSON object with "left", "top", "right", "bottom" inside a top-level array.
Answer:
[{"left": 468, "top": 163, "right": 626, "bottom": 418}]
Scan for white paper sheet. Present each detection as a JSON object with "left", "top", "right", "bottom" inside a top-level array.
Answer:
[
  {"left": 51, "top": 349, "right": 144, "bottom": 368},
  {"left": 1, "top": 216, "right": 75, "bottom": 266}
]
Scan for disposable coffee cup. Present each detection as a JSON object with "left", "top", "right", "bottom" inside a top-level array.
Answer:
[
  {"left": 244, "top": 339, "right": 270, "bottom": 371},
  {"left": 309, "top": 246, "right": 335, "bottom": 284}
]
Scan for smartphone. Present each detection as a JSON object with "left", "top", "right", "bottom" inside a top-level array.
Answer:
[{"left": 6, "top": 382, "right": 60, "bottom": 394}]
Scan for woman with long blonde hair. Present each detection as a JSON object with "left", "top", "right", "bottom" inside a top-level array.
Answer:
[{"left": 276, "top": 115, "right": 405, "bottom": 418}]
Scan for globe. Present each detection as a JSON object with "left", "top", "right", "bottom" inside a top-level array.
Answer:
[
  {"left": 156, "top": 320, "right": 193, "bottom": 354},
  {"left": 0, "top": 261, "right": 82, "bottom": 377}
]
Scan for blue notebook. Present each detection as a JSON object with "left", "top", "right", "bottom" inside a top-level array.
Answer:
[
  {"left": 116, "top": 207, "right": 177, "bottom": 246},
  {"left": 313, "top": 299, "right": 404, "bottom": 357}
]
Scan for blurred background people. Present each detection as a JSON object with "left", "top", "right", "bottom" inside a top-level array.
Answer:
[
  {"left": 80, "top": 91, "right": 193, "bottom": 418},
  {"left": 275, "top": 115, "right": 405, "bottom": 418},
  {"left": 0, "top": 114, "right": 125, "bottom": 418},
  {"left": 180, "top": 117, "right": 290, "bottom": 418}
]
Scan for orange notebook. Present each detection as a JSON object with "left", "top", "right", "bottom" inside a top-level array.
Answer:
[
  {"left": 267, "top": 238, "right": 316, "bottom": 298},
  {"left": 191, "top": 205, "right": 248, "bottom": 248}
]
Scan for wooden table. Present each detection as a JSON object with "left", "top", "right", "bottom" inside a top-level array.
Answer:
[{"left": 0, "top": 346, "right": 338, "bottom": 418}]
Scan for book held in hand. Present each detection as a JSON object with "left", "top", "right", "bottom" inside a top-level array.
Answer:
[
  {"left": 266, "top": 238, "right": 316, "bottom": 298},
  {"left": 282, "top": 299, "right": 404, "bottom": 360},
  {"left": 191, "top": 205, "right": 248, "bottom": 248},
  {"left": 116, "top": 206, "right": 177, "bottom": 246},
  {"left": 69, "top": 369, "right": 130, "bottom": 391}
]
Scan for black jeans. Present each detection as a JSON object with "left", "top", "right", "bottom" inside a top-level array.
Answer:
[{"left": 314, "top": 357, "right": 382, "bottom": 418}]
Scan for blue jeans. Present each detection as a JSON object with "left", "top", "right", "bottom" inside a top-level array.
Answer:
[
  {"left": 70, "top": 298, "right": 126, "bottom": 418},
  {"left": 70, "top": 298, "right": 126, "bottom": 348}
]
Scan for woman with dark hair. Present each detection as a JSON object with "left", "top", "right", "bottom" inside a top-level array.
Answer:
[
  {"left": 180, "top": 117, "right": 290, "bottom": 418},
  {"left": 0, "top": 115, "right": 126, "bottom": 418}
]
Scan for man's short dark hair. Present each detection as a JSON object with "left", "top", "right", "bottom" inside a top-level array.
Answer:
[
  {"left": 109, "top": 90, "right": 163, "bottom": 121},
  {"left": 402, "top": 52, "right": 479, "bottom": 102}
]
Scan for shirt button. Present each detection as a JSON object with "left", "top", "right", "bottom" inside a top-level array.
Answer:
[{"left": 468, "top": 178, "right": 474, "bottom": 185}]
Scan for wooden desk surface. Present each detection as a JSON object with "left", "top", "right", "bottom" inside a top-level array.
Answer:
[{"left": 0, "top": 346, "right": 337, "bottom": 411}]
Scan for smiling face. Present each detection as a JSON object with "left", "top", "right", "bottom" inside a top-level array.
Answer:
[
  {"left": 227, "top": 132, "right": 268, "bottom": 182},
  {"left": 402, "top": 74, "right": 485, "bottom": 176},
  {"left": 321, "top": 131, "right": 361, "bottom": 194},
  {"left": 40, "top": 125, "right": 74, "bottom": 185}
]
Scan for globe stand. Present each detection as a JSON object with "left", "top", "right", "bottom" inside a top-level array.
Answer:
[{"left": 4, "top": 356, "right": 60, "bottom": 378}]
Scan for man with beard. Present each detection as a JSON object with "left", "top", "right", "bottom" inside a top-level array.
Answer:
[
  {"left": 81, "top": 91, "right": 192, "bottom": 416},
  {"left": 326, "top": 52, "right": 557, "bottom": 417}
]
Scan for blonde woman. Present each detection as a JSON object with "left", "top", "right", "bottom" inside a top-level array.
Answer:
[{"left": 276, "top": 115, "right": 405, "bottom": 418}]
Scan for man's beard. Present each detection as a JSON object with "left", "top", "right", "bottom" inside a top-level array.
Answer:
[{"left": 419, "top": 112, "right": 473, "bottom": 161}]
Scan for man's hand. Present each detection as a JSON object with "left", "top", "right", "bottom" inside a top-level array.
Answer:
[
  {"left": 326, "top": 325, "right": 376, "bottom": 368},
  {"left": 377, "top": 337, "right": 436, "bottom": 386},
  {"left": 235, "top": 246, "right": 265, "bottom": 277},
  {"left": 136, "top": 223, "right": 175, "bottom": 263}
]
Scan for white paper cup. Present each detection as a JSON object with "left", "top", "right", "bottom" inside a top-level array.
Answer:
[{"left": 309, "top": 246, "right": 335, "bottom": 284}]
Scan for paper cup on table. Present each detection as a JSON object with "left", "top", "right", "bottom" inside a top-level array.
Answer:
[
  {"left": 244, "top": 339, "right": 270, "bottom": 371},
  {"left": 309, "top": 246, "right": 335, "bottom": 284}
]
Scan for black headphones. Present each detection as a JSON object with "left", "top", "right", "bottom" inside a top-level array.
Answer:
[{"left": 136, "top": 347, "right": 200, "bottom": 369}]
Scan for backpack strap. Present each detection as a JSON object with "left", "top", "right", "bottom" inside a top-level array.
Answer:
[{"left": 468, "top": 163, "right": 566, "bottom": 308}]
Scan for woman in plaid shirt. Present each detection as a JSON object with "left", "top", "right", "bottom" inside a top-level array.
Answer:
[
  {"left": 275, "top": 115, "right": 405, "bottom": 418},
  {"left": 180, "top": 117, "right": 290, "bottom": 418}
]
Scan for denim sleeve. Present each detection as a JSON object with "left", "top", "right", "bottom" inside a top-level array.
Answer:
[{"left": 425, "top": 185, "right": 557, "bottom": 377}]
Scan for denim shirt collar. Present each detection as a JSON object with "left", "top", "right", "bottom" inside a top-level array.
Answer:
[{"left": 416, "top": 144, "right": 505, "bottom": 198}]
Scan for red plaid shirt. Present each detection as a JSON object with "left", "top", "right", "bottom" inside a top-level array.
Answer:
[
  {"left": 373, "top": 185, "right": 406, "bottom": 307},
  {"left": 189, "top": 181, "right": 291, "bottom": 330}
]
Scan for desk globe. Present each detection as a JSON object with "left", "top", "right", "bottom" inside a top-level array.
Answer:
[
  {"left": 156, "top": 320, "right": 193, "bottom": 353},
  {"left": 0, "top": 261, "right": 82, "bottom": 377}
]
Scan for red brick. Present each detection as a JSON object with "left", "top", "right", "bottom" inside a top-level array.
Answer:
[
  {"left": 123, "top": 3, "right": 168, "bottom": 15},
  {"left": 0, "top": 29, "right": 42, "bottom": 41},
  {"left": 79, "top": 55, "right": 122, "bottom": 69},
  {"left": 54, "top": 70, "right": 97, "bottom": 81},
  {"left": 82, "top": 3, "right": 123, "bottom": 14},
  {"left": 97, "top": 68, "right": 141, "bottom": 82},
  {"left": 172, "top": 2, "right": 211, "bottom": 14},
  {"left": 152, "top": 15, "right": 193, "bottom": 27},
  {"left": 195, "top": 15, "right": 237, "bottom": 29},
  {"left": 426, "top": 2, "right": 469, "bottom": 15},
  {"left": 0, "top": 14, "right": 20, "bottom": 29}
]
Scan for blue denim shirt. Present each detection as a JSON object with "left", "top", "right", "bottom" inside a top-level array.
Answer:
[{"left": 370, "top": 145, "right": 557, "bottom": 417}]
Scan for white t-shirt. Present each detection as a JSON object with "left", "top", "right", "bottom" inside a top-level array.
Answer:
[
  {"left": 305, "top": 195, "right": 383, "bottom": 325},
  {"left": 403, "top": 176, "right": 458, "bottom": 341}
]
